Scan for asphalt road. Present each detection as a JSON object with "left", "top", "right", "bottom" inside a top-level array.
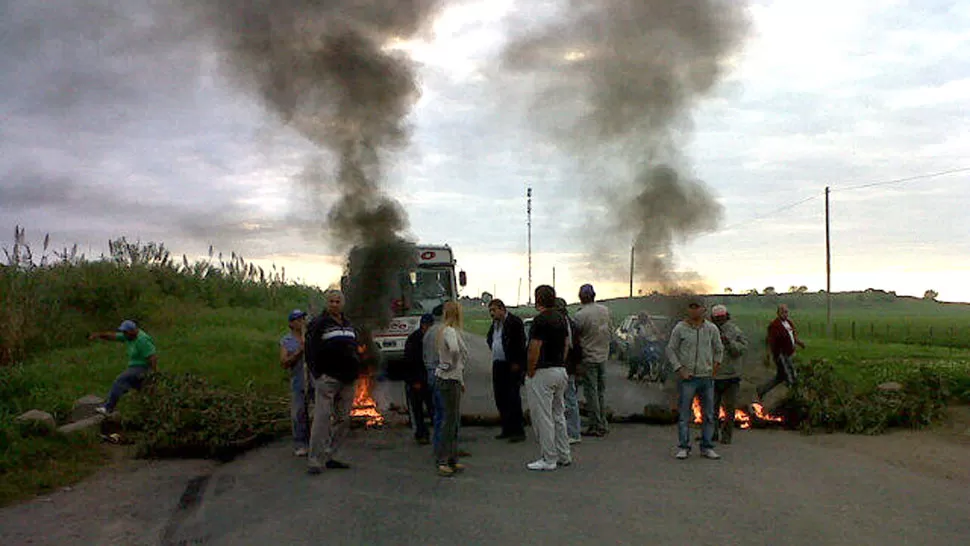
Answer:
[{"left": 4, "top": 334, "right": 968, "bottom": 545}]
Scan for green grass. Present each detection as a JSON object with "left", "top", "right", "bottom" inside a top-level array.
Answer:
[{"left": 0, "top": 428, "right": 106, "bottom": 506}]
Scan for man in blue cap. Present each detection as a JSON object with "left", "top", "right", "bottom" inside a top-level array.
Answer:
[
  {"left": 403, "top": 314, "right": 435, "bottom": 444},
  {"left": 88, "top": 320, "right": 158, "bottom": 415},
  {"left": 280, "top": 309, "right": 312, "bottom": 456}
]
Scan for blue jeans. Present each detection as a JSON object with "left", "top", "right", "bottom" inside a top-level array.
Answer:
[
  {"left": 427, "top": 368, "right": 444, "bottom": 451},
  {"left": 564, "top": 375, "right": 581, "bottom": 439},
  {"left": 290, "top": 363, "right": 315, "bottom": 449},
  {"left": 105, "top": 366, "right": 149, "bottom": 411},
  {"left": 678, "top": 376, "right": 715, "bottom": 451}
]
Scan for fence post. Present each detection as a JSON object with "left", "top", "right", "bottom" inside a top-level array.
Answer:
[
  {"left": 928, "top": 326, "right": 934, "bottom": 344},
  {"left": 870, "top": 322, "right": 875, "bottom": 338},
  {"left": 833, "top": 322, "right": 839, "bottom": 340},
  {"left": 851, "top": 321, "right": 856, "bottom": 341}
]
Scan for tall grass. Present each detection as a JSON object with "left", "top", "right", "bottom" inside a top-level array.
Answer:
[{"left": 0, "top": 226, "right": 325, "bottom": 366}]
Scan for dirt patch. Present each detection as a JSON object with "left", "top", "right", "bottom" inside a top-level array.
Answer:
[{"left": 800, "top": 406, "right": 970, "bottom": 484}]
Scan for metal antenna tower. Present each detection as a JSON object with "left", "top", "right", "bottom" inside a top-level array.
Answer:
[{"left": 527, "top": 186, "right": 533, "bottom": 305}]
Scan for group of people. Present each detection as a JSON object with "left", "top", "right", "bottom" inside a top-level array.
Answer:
[{"left": 84, "top": 284, "right": 805, "bottom": 475}]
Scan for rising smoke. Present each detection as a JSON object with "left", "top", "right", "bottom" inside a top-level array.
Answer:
[
  {"left": 503, "top": 0, "right": 749, "bottom": 289},
  {"left": 189, "top": 0, "right": 442, "bottom": 328}
]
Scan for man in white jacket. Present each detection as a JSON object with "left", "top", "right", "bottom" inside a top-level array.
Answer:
[{"left": 666, "top": 297, "right": 724, "bottom": 460}]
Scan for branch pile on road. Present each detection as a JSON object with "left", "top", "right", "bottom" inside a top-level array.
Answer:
[
  {"left": 120, "top": 372, "right": 289, "bottom": 460},
  {"left": 784, "top": 360, "right": 949, "bottom": 435}
]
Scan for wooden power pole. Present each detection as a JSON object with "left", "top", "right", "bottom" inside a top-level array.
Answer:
[
  {"left": 825, "top": 186, "right": 832, "bottom": 337},
  {"left": 629, "top": 245, "right": 635, "bottom": 298}
]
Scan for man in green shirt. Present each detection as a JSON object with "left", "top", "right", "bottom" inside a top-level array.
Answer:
[{"left": 89, "top": 320, "right": 158, "bottom": 415}]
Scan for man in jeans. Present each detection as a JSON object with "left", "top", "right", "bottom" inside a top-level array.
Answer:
[
  {"left": 486, "top": 299, "right": 527, "bottom": 443},
  {"left": 423, "top": 307, "right": 445, "bottom": 453},
  {"left": 280, "top": 309, "right": 313, "bottom": 456},
  {"left": 88, "top": 320, "right": 158, "bottom": 415},
  {"left": 304, "top": 290, "right": 360, "bottom": 474},
  {"left": 758, "top": 304, "right": 806, "bottom": 400},
  {"left": 574, "top": 284, "right": 612, "bottom": 437},
  {"left": 525, "top": 285, "right": 571, "bottom": 471},
  {"left": 556, "top": 297, "right": 583, "bottom": 444},
  {"left": 666, "top": 297, "right": 724, "bottom": 460}
]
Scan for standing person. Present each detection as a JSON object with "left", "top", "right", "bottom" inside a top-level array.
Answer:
[
  {"left": 525, "top": 285, "right": 571, "bottom": 471},
  {"left": 757, "top": 304, "right": 806, "bottom": 400},
  {"left": 423, "top": 307, "right": 445, "bottom": 453},
  {"left": 666, "top": 297, "right": 724, "bottom": 460},
  {"left": 574, "top": 284, "right": 612, "bottom": 437},
  {"left": 280, "top": 309, "right": 313, "bottom": 457},
  {"left": 710, "top": 305, "right": 747, "bottom": 444},
  {"left": 556, "top": 298, "right": 583, "bottom": 445},
  {"left": 435, "top": 301, "right": 468, "bottom": 477},
  {"left": 305, "top": 290, "right": 359, "bottom": 474},
  {"left": 404, "top": 314, "right": 435, "bottom": 445},
  {"left": 486, "top": 299, "right": 527, "bottom": 443},
  {"left": 89, "top": 320, "right": 158, "bottom": 415}
]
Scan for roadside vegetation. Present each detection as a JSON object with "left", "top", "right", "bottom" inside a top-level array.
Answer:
[{"left": 1, "top": 227, "right": 323, "bottom": 505}]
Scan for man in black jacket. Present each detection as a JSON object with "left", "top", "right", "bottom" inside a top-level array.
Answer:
[
  {"left": 305, "top": 290, "right": 360, "bottom": 474},
  {"left": 486, "top": 299, "right": 528, "bottom": 442},
  {"left": 403, "top": 314, "right": 434, "bottom": 445}
]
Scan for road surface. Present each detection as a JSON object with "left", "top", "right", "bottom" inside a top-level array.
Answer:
[{"left": 3, "top": 334, "right": 968, "bottom": 545}]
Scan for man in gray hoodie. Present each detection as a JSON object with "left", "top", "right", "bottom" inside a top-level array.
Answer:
[{"left": 666, "top": 297, "right": 724, "bottom": 460}]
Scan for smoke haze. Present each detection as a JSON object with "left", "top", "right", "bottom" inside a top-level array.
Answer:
[{"left": 503, "top": 0, "right": 749, "bottom": 288}]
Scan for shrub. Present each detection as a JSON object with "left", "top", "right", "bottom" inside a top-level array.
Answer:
[
  {"left": 786, "top": 359, "right": 950, "bottom": 435},
  {"left": 120, "top": 372, "right": 289, "bottom": 460}
]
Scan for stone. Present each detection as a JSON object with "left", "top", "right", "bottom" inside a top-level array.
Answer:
[
  {"left": 15, "top": 409, "right": 56, "bottom": 432},
  {"left": 877, "top": 382, "right": 903, "bottom": 392},
  {"left": 57, "top": 415, "right": 105, "bottom": 435},
  {"left": 70, "top": 394, "right": 105, "bottom": 422}
]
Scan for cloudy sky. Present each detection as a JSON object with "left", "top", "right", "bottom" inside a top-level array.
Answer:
[{"left": 2, "top": 0, "right": 969, "bottom": 304}]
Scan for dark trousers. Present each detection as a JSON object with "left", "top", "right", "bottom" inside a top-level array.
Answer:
[
  {"left": 758, "top": 353, "right": 797, "bottom": 399},
  {"left": 405, "top": 380, "right": 433, "bottom": 440},
  {"left": 714, "top": 378, "right": 740, "bottom": 442},
  {"left": 492, "top": 360, "right": 525, "bottom": 437}
]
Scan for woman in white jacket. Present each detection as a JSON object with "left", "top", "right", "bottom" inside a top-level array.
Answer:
[{"left": 435, "top": 301, "right": 468, "bottom": 477}]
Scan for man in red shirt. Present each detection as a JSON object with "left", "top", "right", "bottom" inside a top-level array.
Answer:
[{"left": 757, "top": 304, "right": 806, "bottom": 400}]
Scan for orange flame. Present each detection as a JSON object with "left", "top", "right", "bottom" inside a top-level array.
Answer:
[
  {"left": 691, "top": 398, "right": 781, "bottom": 430},
  {"left": 351, "top": 375, "right": 384, "bottom": 426}
]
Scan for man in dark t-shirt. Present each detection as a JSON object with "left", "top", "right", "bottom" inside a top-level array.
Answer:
[{"left": 525, "top": 285, "right": 571, "bottom": 471}]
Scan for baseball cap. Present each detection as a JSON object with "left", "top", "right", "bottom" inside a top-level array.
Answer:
[
  {"left": 420, "top": 313, "right": 434, "bottom": 325},
  {"left": 117, "top": 320, "right": 138, "bottom": 332},
  {"left": 711, "top": 304, "right": 728, "bottom": 317},
  {"left": 579, "top": 284, "right": 596, "bottom": 299},
  {"left": 288, "top": 309, "right": 307, "bottom": 322},
  {"left": 686, "top": 296, "right": 706, "bottom": 308}
]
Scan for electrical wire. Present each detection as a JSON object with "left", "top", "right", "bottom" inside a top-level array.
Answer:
[{"left": 831, "top": 166, "right": 970, "bottom": 192}]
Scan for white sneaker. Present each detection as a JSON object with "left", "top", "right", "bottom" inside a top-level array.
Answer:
[
  {"left": 701, "top": 449, "right": 721, "bottom": 460},
  {"left": 675, "top": 448, "right": 689, "bottom": 460},
  {"left": 95, "top": 406, "right": 110, "bottom": 416},
  {"left": 568, "top": 437, "right": 582, "bottom": 445},
  {"left": 294, "top": 447, "right": 309, "bottom": 457},
  {"left": 526, "top": 459, "right": 557, "bottom": 471}
]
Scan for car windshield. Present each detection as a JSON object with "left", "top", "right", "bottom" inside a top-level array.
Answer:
[{"left": 400, "top": 267, "right": 455, "bottom": 316}]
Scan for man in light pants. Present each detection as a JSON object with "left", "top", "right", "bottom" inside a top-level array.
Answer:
[
  {"left": 525, "top": 285, "right": 571, "bottom": 471},
  {"left": 304, "top": 290, "right": 360, "bottom": 474}
]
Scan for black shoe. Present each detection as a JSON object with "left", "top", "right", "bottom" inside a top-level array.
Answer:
[
  {"left": 416, "top": 436, "right": 430, "bottom": 445},
  {"left": 581, "top": 429, "right": 605, "bottom": 438},
  {"left": 508, "top": 435, "right": 526, "bottom": 443},
  {"left": 457, "top": 450, "right": 472, "bottom": 458},
  {"left": 307, "top": 466, "right": 323, "bottom": 475},
  {"left": 325, "top": 460, "right": 350, "bottom": 470},
  {"left": 495, "top": 433, "right": 511, "bottom": 440}
]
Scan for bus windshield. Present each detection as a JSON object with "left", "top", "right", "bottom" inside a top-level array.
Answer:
[{"left": 400, "top": 267, "right": 455, "bottom": 316}]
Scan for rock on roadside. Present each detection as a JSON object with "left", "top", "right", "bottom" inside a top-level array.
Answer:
[
  {"left": 15, "top": 410, "right": 56, "bottom": 433},
  {"left": 70, "top": 395, "right": 105, "bottom": 422}
]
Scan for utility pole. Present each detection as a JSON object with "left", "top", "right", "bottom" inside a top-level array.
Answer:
[
  {"left": 527, "top": 187, "right": 533, "bottom": 305},
  {"left": 629, "top": 245, "right": 635, "bottom": 298},
  {"left": 552, "top": 266, "right": 556, "bottom": 291},
  {"left": 517, "top": 277, "right": 522, "bottom": 307},
  {"left": 825, "top": 186, "right": 832, "bottom": 337}
]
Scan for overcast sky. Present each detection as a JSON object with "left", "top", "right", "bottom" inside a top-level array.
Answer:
[{"left": 2, "top": 0, "right": 969, "bottom": 304}]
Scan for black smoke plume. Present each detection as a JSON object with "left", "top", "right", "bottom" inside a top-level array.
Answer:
[
  {"left": 503, "top": 0, "right": 749, "bottom": 288},
  {"left": 189, "top": 0, "right": 440, "bottom": 328}
]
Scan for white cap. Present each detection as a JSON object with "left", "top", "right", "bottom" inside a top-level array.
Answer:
[{"left": 711, "top": 304, "right": 728, "bottom": 317}]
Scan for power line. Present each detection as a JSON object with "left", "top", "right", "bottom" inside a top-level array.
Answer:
[
  {"left": 719, "top": 193, "right": 822, "bottom": 231},
  {"left": 831, "top": 166, "right": 970, "bottom": 192}
]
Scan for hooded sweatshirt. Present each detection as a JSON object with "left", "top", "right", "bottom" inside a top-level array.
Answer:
[
  {"left": 666, "top": 319, "right": 724, "bottom": 378},
  {"left": 714, "top": 320, "right": 747, "bottom": 380}
]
